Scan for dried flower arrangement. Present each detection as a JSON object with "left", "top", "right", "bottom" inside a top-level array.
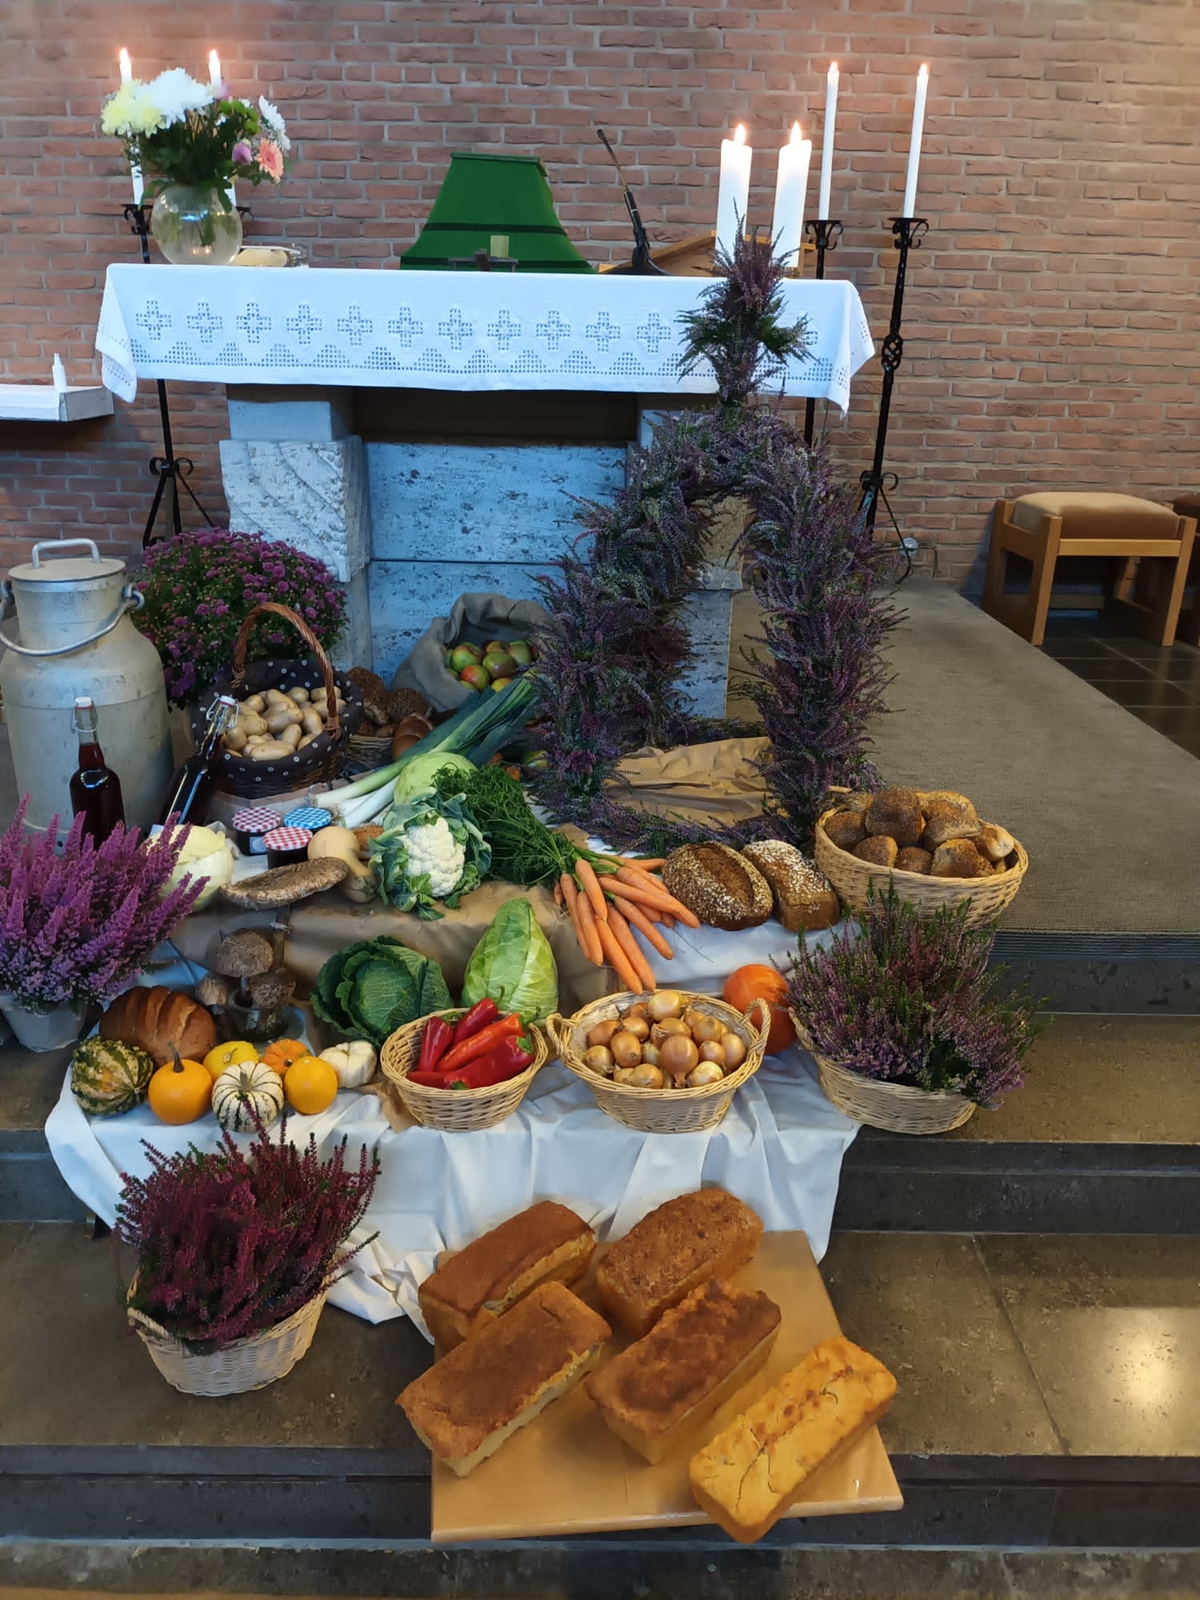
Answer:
[
  {"left": 118, "top": 1122, "right": 379, "bottom": 1352},
  {"left": 786, "top": 889, "right": 1042, "bottom": 1108},
  {"left": 0, "top": 798, "right": 205, "bottom": 1014},
  {"left": 530, "top": 233, "right": 894, "bottom": 852},
  {"left": 137, "top": 527, "right": 346, "bottom": 704}
]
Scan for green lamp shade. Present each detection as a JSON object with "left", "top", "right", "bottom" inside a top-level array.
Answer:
[{"left": 399, "top": 151, "right": 594, "bottom": 274}]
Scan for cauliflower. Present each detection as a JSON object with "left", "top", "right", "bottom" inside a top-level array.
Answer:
[{"left": 368, "top": 792, "right": 491, "bottom": 919}]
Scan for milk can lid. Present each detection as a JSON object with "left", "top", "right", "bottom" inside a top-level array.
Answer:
[{"left": 9, "top": 553, "right": 126, "bottom": 584}]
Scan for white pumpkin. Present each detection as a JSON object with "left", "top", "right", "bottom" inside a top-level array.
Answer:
[
  {"left": 212, "top": 1060, "right": 285, "bottom": 1132},
  {"left": 319, "top": 1040, "right": 378, "bottom": 1088}
]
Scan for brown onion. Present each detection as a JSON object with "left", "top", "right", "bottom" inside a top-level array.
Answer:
[
  {"left": 687, "top": 1061, "right": 725, "bottom": 1088},
  {"left": 610, "top": 1031, "right": 644, "bottom": 1069},
  {"left": 625, "top": 1001, "right": 650, "bottom": 1022},
  {"left": 652, "top": 1017, "right": 689, "bottom": 1043},
  {"left": 588, "top": 1018, "right": 620, "bottom": 1049},
  {"left": 583, "top": 1045, "right": 615, "bottom": 1076},
  {"left": 685, "top": 1010, "right": 725, "bottom": 1045},
  {"left": 646, "top": 990, "right": 685, "bottom": 1022},
  {"left": 627, "top": 1062, "right": 664, "bottom": 1089},
  {"left": 612, "top": 1066, "right": 639, "bottom": 1085},
  {"left": 720, "top": 1032, "right": 748, "bottom": 1070},
  {"left": 658, "top": 1033, "right": 699, "bottom": 1084},
  {"left": 698, "top": 1040, "right": 728, "bottom": 1067},
  {"left": 640, "top": 1041, "right": 660, "bottom": 1067},
  {"left": 621, "top": 1015, "right": 650, "bottom": 1042}
]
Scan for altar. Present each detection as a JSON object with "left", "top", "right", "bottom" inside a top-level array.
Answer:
[{"left": 95, "top": 266, "right": 875, "bottom": 703}]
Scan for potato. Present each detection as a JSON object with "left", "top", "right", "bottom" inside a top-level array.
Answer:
[
  {"left": 249, "top": 740, "right": 293, "bottom": 761},
  {"left": 264, "top": 688, "right": 292, "bottom": 708},
  {"left": 266, "top": 708, "right": 302, "bottom": 733},
  {"left": 281, "top": 722, "right": 302, "bottom": 750},
  {"left": 300, "top": 706, "right": 324, "bottom": 737},
  {"left": 287, "top": 685, "right": 310, "bottom": 704},
  {"left": 298, "top": 733, "right": 316, "bottom": 749},
  {"left": 238, "top": 714, "right": 268, "bottom": 737},
  {"left": 224, "top": 726, "right": 248, "bottom": 752},
  {"left": 310, "top": 687, "right": 327, "bottom": 703},
  {"left": 243, "top": 693, "right": 265, "bottom": 714}
]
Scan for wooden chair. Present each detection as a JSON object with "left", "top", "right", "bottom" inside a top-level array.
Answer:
[
  {"left": 1171, "top": 492, "right": 1200, "bottom": 647},
  {"left": 983, "top": 493, "right": 1196, "bottom": 648}
]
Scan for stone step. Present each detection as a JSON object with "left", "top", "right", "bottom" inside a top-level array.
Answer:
[{"left": 0, "top": 1223, "right": 1196, "bottom": 1558}]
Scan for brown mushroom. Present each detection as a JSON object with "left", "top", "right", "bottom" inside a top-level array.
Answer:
[
  {"left": 212, "top": 929, "right": 274, "bottom": 1005},
  {"left": 195, "top": 972, "right": 232, "bottom": 1010},
  {"left": 220, "top": 857, "right": 349, "bottom": 909},
  {"left": 248, "top": 969, "right": 296, "bottom": 1011}
]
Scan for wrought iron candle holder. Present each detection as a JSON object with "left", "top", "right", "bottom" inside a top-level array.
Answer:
[
  {"left": 801, "top": 217, "right": 843, "bottom": 447},
  {"left": 859, "top": 215, "right": 928, "bottom": 546}
]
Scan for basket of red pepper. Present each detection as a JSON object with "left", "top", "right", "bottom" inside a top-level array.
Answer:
[{"left": 379, "top": 998, "right": 549, "bottom": 1131}]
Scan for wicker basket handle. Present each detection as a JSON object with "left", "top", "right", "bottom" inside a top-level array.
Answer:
[
  {"left": 230, "top": 602, "right": 341, "bottom": 741},
  {"left": 741, "top": 996, "right": 772, "bottom": 1049},
  {"left": 544, "top": 1012, "right": 567, "bottom": 1061}
]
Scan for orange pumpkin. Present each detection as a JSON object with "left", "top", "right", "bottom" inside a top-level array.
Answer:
[
  {"left": 283, "top": 1054, "right": 339, "bottom": 1115},
  {"left": 261, "top": 1037, "right": 309, "bottom": 1076},
  {"left": 147, "top": 1049, "right": 213, "bottom": 1125},
  {"left": 722, "top": 964, "right": 796, "bottom": 1056}
]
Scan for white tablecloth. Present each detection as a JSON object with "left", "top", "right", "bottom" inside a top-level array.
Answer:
[{"left": 95, "top": 265, "right": 874, "bottom": 410}]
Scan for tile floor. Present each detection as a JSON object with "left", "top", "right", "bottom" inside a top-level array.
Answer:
[{"left": 1040, "top": 614, "right": 1200, "bottom": 760}]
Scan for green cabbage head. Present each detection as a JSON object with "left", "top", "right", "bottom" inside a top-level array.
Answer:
[{"left": 461, "top": 898, "right": 558, "bottom": 1024}]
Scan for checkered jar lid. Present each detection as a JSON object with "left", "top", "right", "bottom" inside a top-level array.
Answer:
[
  {"left": 262, "top": 826, "right": 313, "bottom": 852},
  {"left": 283, "top": 806, "right": 334, "bottom": 831},
  {"left": 231, "top": 806, "right": 281, "bottom": 834}
]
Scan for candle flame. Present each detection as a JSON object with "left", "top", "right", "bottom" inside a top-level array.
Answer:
[
  {"left": 118, "top": 47, "right": 132, "bottom": 83},
  {"left": 828, "top": 62, "right": 838, "bottom": 80},
  {"left": 733, "top": 124, "right": 746, "bottom": 144},
  {"left": 790, "top": 121, "right": 803, "bottom": 146},
  {"left": 208, "top": 48, "right": 222, "bottom": 85},
  {"left": 918, "top": 62, "right": 929, "bottom": 82}
]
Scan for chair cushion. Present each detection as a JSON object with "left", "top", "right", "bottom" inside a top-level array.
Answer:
[
  {"left": 1172, "top": 492, "right": 1200, "bottom": 520},
  {"left": 1011, "top": 492, "right": 1178, "bottom": 541}
]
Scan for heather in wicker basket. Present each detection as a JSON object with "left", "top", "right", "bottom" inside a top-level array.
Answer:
[{"left": 786, "top": 889, "right": 1042, "bottom": 1110}]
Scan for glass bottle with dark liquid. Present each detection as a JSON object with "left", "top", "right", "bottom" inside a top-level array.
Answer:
[
  {"left": 156, "top": 694, "right": 239, "bottom": 828},
  {"left": 70, "top": 696, "right": 125, "bottom": 844}
]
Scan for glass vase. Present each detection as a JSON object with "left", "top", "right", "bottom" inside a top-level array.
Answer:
[{"left": 150, "top": 183, "right": 242, "bottom": 266}]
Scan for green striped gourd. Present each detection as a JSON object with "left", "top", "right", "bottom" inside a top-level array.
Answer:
[
  {"left": 71, "top": 1038, "right": 155, "bottom": 1117},
  {"left": 212, "top": 1060, "right": 285, "bottom": 1132}
]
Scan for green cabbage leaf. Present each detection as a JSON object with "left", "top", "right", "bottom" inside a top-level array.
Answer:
[
  {"left": 461, "top": 898, "right": 558, "bottom": 1025},
  {"left": 311, "top": 935, "right": 452, "bottom": 1046}
]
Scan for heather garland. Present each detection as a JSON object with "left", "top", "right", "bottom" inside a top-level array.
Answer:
[
  {"left": 0, "top": 797, "right": 205, "bottom": 1012},
  {"left": 118, "top": 1123, "right": 378, "bottom": 1352},
  {"left": 137, "top": 527, "right": 346, "bottom": 704},
  {"left": 786, "top": 890, "right": 1042, "bottom": 1109},
  {"left": 530, "top": 235, "right": 895, "bottom": 851}
]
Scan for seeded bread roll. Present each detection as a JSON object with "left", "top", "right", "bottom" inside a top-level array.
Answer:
[
  {"left": 742, "top": 841, "right": 840, "bottom": 933},
  {"left": 853, "top": 835, "right": 897, "bottom": 868},
  {"left": 833, "top": 791, "right": 873, "bottom": 816},
  {"left": 975, "top": 822, "right": 1015, "bottom": 864},
  {"left": 864, "top": 787, "right": 923, "bottom": 847},
  {"left": 930, "top": 839, "right": 992, "bottom": 878},
  {"left": 895, "top": 846, "right": 933, "bottom": 875},
  {"left": 921, "top": 795, "right": 980, "bottom": 849},
  {"left": 661, "top": 843, "right": 773, "bottom": 932},
  {"left": 823, "top": 810, "right": 866, "bottom": 851}
]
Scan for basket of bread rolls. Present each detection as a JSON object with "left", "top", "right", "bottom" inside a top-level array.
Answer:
[
  {"left": 815, "top": 786, "right": 1027, "bottom": 928},
  {"left": 547, "top": 990, "right": 770, "bottom": 1134}
]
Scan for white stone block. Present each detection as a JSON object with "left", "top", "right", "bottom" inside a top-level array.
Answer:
[
  {"left": 676, "top": 587, "right": 738, "bottom": 718},
  {"left": 219, "top": 437, "right": 370, "bottom": 583},
  {"left": 333, "top": 568, "right": 373, "bottom": 673},
  {"left": 369, "top": 559, "right": 553, "bottom": 685},
  {"left": 226, "top": 385, "right": 355, "bottom": 442}
]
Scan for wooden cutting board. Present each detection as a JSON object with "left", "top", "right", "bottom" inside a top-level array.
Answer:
[{"left": 428, "top": 1229, "right": 902, "bottom": 1542}]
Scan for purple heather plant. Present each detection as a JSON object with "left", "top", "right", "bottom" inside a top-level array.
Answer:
[
  {"left": 137, "top": 527, "right": 346, "bottom": 704},
  {"left": 0, "top": 797, "right": 206, "bottom": 1013},
  {"left": 117, "top": 1122, "right": 379, "bottom": 1352},
  {"left": 785, "top": 889, "right": 1042, "bottom": 1109}
]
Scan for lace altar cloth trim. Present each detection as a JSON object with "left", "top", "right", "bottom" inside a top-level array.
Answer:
[{"left": 96, "top": 265, "right": 874, "bottom": 409}]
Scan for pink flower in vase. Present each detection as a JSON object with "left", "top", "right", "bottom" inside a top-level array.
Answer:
[
  {"left": 256, "top": 138, "right": 284, "bottom": 181},
  {"left": 231, "top": 140, "right": 253, "bottom": 166}
]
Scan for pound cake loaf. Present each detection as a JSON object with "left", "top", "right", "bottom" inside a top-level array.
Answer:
[
  {"left": 688, "top": 1335, "right": 897, "bottom": 1543},
  {"left": 418, "top": 1200, "right": 595, "bottom": 1350},
  {"left": 596, "top": 1188, "right": 763, "bottom": 1337},
  {"left": 587, "top": 1278, "right": 781, "bottom": 1463},
  {"left": 398, "top": 1281, "right": 611, "bottom": 1477}
]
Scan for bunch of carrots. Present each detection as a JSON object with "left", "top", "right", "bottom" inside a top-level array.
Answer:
[{"left": 554, "top": 857, "right": 699, "bottom": 993}]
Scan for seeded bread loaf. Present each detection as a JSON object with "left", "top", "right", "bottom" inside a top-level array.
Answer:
[
  {"left": 688, "top": 1335, "right": 897, "bottom": 1543},
  {"left": 741, "top": 841, "right": 840, "bottom": 933},
  {"left": 661, "top": 843, "right": 773, "bottom": 931},
  {"left": 596, "top": 1188, "right": 763, "bottom": 1337}
]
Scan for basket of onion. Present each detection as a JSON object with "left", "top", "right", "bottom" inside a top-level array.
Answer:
[{"left": 546, "top": 990, "right": 770, "bottom": 1134}]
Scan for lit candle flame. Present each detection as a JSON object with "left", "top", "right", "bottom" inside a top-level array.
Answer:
[
  {"left": 208, "top": 49, "right": 222, "bottom": 87},
  {"left": 828, "top": 62, "right": 838, "bottom": 81},
  {"left": 733, "top": 124, "right": 746, "bottom": 145},
  {"left": 118, "top": 48, "right": 132, "bottom": 83},
  {"left": 790, "top": 121, "right": 803, "bottom": 146},
  {"left": 918, "top": 62, "right": 929, "bottom": 84}
]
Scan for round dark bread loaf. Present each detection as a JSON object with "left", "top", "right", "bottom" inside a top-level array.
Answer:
[
  {"left": 864, "top": 787, "right": 923, "bottom": 847},
  {"left": 661, "top": 843, "right": 773, "bottom": 931}
]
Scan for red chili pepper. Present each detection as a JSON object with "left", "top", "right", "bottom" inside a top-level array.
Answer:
[
  {"left": 417, "top": 1016, "right": 454, "bottom": 1075},
  {"left": 451, "top": 997, "right": 498, "bottom": 1045},
  {"left": 435, "top": 1013, "right": 524, "bottom": 1076},
  {"left": 445, "top": 1039, "right": 534, "bottom": 1091}
]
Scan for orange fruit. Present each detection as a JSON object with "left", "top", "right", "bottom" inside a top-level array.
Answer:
[
  {"left": 722, "top": 964, "right": 796, "bottom": 1056},
  {"left": 283, "top": 1054, "right": 339, "bottom": 1115}
]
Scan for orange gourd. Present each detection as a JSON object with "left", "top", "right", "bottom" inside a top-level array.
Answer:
[
  {"left": 147, "top": 1047, "right": 213, "bottom": 1125},
  {"left": 261, "top": 1037, "right": 309, "bottom": 1076},
  {"left": 283, "top": 1054, "right": 339, "bottom": 1115},
  {"left": 722, "top": 964, "right": 796, "bottom": 1056}
]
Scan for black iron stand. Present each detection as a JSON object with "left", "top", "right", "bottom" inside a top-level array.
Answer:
[
  {"left": 800, "top": 217, "right": 843, "bottom": 448},
  {"left": 121, "top": 202, "right": 220, "bottom": 547},
  {"left": 597, "top": 128, "right": 666, "bottom": 276},
  {"left": 859, "top": 215, "right": 928, "bottom": 556}
]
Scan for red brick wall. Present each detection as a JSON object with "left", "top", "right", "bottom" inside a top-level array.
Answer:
[{"left": 3, "top": 0, "right": 1199, "bottom": 585}]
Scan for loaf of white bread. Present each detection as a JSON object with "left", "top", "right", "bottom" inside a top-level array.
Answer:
[
  {"left": 398, "top": 1281, "right": 611, "bottom": 1477},
  {"left": 418, "top": 1200, "right": 595, "bottom": 1350},
  {"left": 587, "top": 1278, "right": 781, "bottom": 1463},
  {"left": 596, "top": 1188, "right": 763, "bottom": 1338},
  {"left": 688, "top": 1335, "right": 897, "bottom": 1543}
]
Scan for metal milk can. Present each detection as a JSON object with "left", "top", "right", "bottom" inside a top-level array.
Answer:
[{"left": 0, "top": 540, "right": 174, "bottom": 833}]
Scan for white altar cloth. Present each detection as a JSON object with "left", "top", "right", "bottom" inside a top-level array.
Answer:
[
  {"left": 45, "top": 1051, "right": 856, "bottom": 1341},
  {"left": 95, "top": 265, "right": 874, "bottom": 410}
]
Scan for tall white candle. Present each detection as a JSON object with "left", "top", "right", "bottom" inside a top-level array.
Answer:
[
  {"left": 770, "top": 122, "right": 812, "bottom": 272},
  {"left": 817, "top": 62, "right": 838, "bottom": 221},
  {"left": 208, "top": 50, "right": 238, "bottom": 209},
  {"left": 118, "top": 48, "right": 145, "bottom": 206},
  {"left": 715, "top": 124, "right": 752, "bottom": 262},
  {"left": 902, "top": 62, "right": 929, "bottom": 217}
]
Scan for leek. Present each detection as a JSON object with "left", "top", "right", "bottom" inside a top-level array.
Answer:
[{"left": 328, "top": 675, "right": 539, "bottom": 828}]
